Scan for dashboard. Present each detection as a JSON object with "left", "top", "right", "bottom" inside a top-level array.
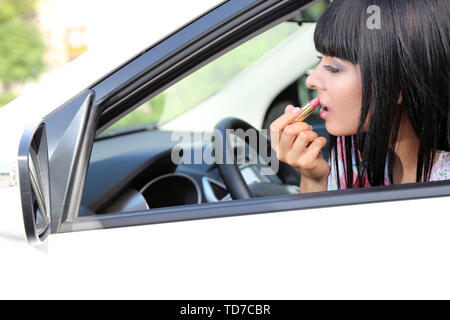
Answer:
[{"left": 80, "top": 129, "right": 298, "bottom": 216}]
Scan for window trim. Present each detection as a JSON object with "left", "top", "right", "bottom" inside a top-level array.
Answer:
[
  {"left": 61, "top": 180, "right": 450, "bottom": 233},
  {"left": 90, "top": 0, "right": 260, "bottom": 101}
]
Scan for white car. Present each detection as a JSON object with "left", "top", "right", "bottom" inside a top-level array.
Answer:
[{"left": 0, "top": 0, "right": 449, "bottom": 299}]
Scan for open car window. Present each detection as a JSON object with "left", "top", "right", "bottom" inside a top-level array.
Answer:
[
  {"left": 81, "top": 1, "right": 329, "bottom": 214},
  {"left": 46, "top": 0, "right": 449, "bottom": 233}
]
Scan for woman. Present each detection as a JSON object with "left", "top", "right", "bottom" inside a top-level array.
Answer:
[{"left": 270, "top": 0, "right": 449, "bottom": 192}]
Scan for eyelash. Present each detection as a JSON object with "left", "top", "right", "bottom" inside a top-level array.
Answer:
[
  {"left": 316, "top": 54, "right": 340, "bottom": 73},
  {"left": 324, "top": 65, "right": 340, "bottom": 73}
]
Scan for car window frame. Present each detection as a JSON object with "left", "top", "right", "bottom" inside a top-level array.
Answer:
[
  {"left": 44, "top": 0, "right": 450, "bottom": 234},
  {"left": 61, "top": 180, "right": 450, "bottom": 232}
]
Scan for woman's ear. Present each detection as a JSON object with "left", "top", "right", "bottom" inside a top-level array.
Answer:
[{"left": 397, "top": 91, "right": 403, "bottom": 104}]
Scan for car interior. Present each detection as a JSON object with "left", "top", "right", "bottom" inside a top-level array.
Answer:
[{"left": 79, "top": 2, "right": 332, "bottom": 217}]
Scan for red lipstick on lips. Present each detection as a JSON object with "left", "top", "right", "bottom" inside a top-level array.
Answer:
[{"left": 293, "top": 97, "right": 320, "bottom": 123}]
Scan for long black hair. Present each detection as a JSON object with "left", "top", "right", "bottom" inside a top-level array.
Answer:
[{"left": 314, "top": 0, "right": 450, "bottom": 188}]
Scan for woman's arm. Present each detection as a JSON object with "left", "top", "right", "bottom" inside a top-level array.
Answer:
[{"left": 299, "top": 176, "right": 328, "bottom": 193}]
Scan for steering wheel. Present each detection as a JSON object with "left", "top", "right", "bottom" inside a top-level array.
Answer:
[{"left": 212, "top": 117, "right": 301, "bottom": 200}]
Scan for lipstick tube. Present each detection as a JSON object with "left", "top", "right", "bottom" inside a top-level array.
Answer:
[{"left": 293, "top": 98, "right": 320, "bottom": 123}]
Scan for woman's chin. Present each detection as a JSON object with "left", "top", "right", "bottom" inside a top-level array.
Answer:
[{"left": 325, "top": 122, "right": 358, "bottom": 137}]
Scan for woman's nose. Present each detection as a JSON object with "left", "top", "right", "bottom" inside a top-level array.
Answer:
[{"left": 305, "top": 68, "right": 324, "bottom": 91}]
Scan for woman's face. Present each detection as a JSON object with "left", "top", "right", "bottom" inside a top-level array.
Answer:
[{"left": 306, "top": 55, "right": 366, "bottom": 136}]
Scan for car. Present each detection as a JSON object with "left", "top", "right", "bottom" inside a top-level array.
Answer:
[{"left": 0, "top": 0, "right": 449, "bottom": 299}]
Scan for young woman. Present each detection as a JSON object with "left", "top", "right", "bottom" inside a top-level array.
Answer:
[{"left": 270, "top": 0, "right": 449, "bottom": 192}]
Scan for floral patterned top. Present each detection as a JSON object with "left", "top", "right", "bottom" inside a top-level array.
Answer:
[{"left": 327, "top": 138, "right": 450, "bottom": 190}]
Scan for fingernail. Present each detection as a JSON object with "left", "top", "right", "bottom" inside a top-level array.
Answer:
[
  {"left": 292, "top": 107, "right": 302, "bottom": 114},
  {"left": 285, "top": 105, "right": 294, "bottom": 113}
]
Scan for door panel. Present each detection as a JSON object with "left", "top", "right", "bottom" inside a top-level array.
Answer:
[{"left": 47, "top": 196, "right": 450, "bottom": 299}]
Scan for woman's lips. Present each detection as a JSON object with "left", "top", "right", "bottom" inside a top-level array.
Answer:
[{"left": 319, "top": 103, "right": 331, "bottom": 119}]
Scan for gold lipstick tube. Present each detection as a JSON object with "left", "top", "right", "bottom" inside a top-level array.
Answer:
[{"left": 294, "top": 103, "right": 316, "bottom": 123}]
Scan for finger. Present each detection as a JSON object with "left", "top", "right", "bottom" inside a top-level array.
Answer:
[
  {"left": 298, "top": 137, "right": 328, "bottom": 169},
  {"left": 289, "top": 130, "right": 319, "bottom": 156},
  {"left": 269, "top": 105, "right": 305, "bottom": 150},
  {"left": 279, "top": 123, "right": 314, "bottom": 156}
]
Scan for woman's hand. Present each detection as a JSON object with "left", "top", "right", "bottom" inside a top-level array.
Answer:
[{"left": 269, "top": 105, "right": 330, "bottom": 192}]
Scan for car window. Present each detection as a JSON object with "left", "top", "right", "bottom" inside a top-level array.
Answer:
[
  {"left": 78, "top": 1, "right": 332, "bottom": 218},
  {"left": 76, "top": 0, "right": 448, "bottom": 230}
]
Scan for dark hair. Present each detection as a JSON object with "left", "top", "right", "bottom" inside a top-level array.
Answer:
[{"left": 314, "top": 0, "right": 450, "bottom": 188}]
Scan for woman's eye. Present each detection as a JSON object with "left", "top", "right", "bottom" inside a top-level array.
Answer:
[{"left": 324, "top": 64, "right": 340, "bottom": 73}]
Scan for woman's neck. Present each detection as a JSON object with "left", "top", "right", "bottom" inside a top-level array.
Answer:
[
  {"left": 390, "top": 111, "right": 440, "bottom": 184},
  {"left": 391, "top": 111, "right": 420, "bottom": 184}
]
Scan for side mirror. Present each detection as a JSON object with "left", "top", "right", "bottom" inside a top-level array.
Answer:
[
  {"left": 18, "top": 121, "right": 51, "bottom": 245},
  {"left": 17, "top": 90, "right": 97, "bottom": 244}
]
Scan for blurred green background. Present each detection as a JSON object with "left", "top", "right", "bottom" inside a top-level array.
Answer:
[{"left": 0, "top": 0, "right": 45, "bottom": 108}]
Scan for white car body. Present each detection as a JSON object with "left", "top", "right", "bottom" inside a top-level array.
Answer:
[{"left": 0, "top": 0, "right": 449, "bottom": 299}]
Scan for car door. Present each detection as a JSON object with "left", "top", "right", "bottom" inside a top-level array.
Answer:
[{"left": 13, "top": 0, "right": 450, "bottom": 299}]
